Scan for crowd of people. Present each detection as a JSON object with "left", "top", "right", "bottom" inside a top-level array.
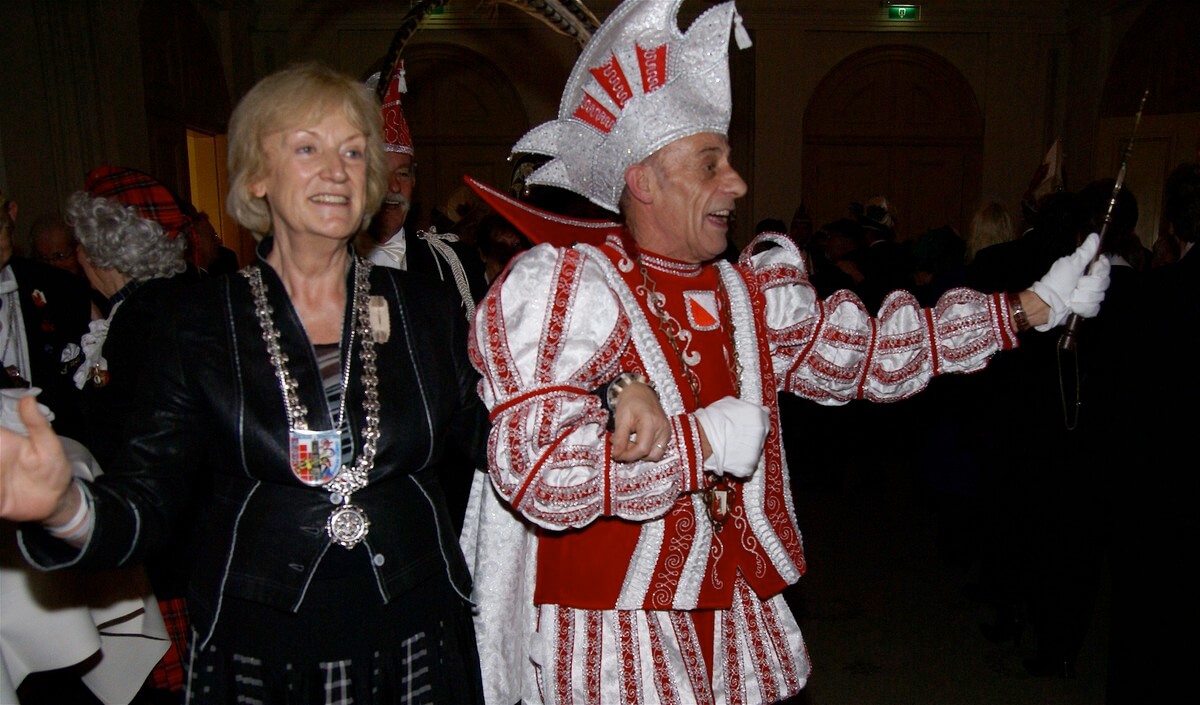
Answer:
[
  {"left": 0, "top": 1, "right": 1194, "bottom": 704},
  {"left": 773, "top": 155, "right": 1197, "bottom": 699}
]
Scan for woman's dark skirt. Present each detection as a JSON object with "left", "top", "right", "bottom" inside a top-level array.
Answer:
[{"left": 184, "top": 550, "right": 483, "bottom": 705}]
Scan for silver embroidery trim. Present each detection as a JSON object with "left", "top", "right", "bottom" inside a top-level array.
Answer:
[
  {"left": 683, "top": 290, "right": 722, "bottom": 331},
  {"left": 673, "top": 491, "right": 714, "bottom": 609},
  {"left": 578, "top": 243, "right": 683, "bottom": 611},
  {"left": 641, "top": 252, "right": 703, "bottom": 277},
  {"left": 717, "top": 260, "right": 801, "bottom": 584}
]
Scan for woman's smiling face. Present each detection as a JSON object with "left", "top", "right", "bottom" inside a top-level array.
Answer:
[{"left": 251, "top": 109, "right": 368, "bottom": 246}]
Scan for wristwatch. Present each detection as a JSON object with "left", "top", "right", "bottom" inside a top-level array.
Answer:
[{"left": 595, "top": 371, "right": 655, "bottom": 431}]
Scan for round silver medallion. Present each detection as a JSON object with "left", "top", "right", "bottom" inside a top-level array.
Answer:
[{"left": 327, "top": 503, "right": 370, "bottom": 549}]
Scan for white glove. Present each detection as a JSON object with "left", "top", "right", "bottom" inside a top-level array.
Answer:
[
  {"left": 1068, "top": 256, "right": 1111, "bottom": 320},
  {"left": 1030, "top": 232, "right": 1101, "bottom": 331},
  {"left": 692, "top": 396, "right": 769, "bottom": 479}
]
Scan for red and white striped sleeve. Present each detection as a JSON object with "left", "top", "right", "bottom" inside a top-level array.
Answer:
[
  {"left": 468, "top": 243, "right": 705, "bottom": 531},
  {"left": 741, "top": 233, "right": 1018, "bottom": 405}
]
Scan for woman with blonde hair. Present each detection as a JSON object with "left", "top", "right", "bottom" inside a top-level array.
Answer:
[
  {"left": 966, "top": 200, "right": 1018, "bottom": 261},
  {"left": 0, "top": 63, "right": 487, "bottom": 703}
]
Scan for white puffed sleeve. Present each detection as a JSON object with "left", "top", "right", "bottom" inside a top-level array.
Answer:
[
  {"left": 468, "top": 244, "right": 706, "bottom": 531},
  {"left": 740, "top": 233, "right": 1018, "bottom": 405}
]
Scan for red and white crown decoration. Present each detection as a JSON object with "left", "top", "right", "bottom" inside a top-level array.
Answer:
[
  {"left": 513, "top": 0, "right": 751, "bottom": 214},
  {"left": 376, "top": 62, "right": 414, "bottom": 155}
]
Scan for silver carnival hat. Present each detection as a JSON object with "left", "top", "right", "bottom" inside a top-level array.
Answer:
[{"left": 514, "top": 0, "right": 751, "bottom": 214}]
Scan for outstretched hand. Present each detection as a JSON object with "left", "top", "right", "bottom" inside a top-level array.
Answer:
[
  {"left": 1068, "top": 256, "right": 1111, "bottom": 319},
  {"left": 610, "top": 381, "right": 672, "bottom": 463},
  {"left": 0, "top": 395, "right": 74, "bottom": 523},
  {"left": 1028, "top": 233, "right": 1106, "bottom": 331}
]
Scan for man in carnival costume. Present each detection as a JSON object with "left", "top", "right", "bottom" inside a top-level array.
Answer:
[
  {"left": 363, "top": 65, "right": 487, "bottom": 319},
  {"left": 363, "top": 65, "right": 491, "bottom": 532},
  {"left": 460, "top": 1, "right": 1111, "bottom": 703}
]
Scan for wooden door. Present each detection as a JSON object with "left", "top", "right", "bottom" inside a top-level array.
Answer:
[{"left": 140, "top": 1, "right": 230, "bottom": 199}]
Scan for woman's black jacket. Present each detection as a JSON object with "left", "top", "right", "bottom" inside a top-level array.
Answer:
[{"left": 20, "top": 240, "right": 490, "bottom": 648}]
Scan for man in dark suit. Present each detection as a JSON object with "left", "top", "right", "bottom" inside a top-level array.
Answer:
[
  {"left": 1015, "top": 179, "right": 1141, "bottom": 679},
  {"left": 1100, "top": 161, "right": 1199, "bottom": 704},
  {"left": 0, "top": 191, "right": 91, "bottom": 441},
  {"left": 359, "top": 67, "right": 488, "bottom": 321}
]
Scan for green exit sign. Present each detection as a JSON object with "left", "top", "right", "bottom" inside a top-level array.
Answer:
[{"left": 887, "top": 5, "right": 921, "bottom": 20}]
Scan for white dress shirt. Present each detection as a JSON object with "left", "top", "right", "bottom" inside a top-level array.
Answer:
[{"left": 367, "top": 227, "right": 407, "bottom": 270}]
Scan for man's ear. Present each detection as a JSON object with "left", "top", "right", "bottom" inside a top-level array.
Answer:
[
  {"left": 5, "top": 199, "right": 17, "bottom": 224},
  {"left": 623, "top": 163, "right": 655, "bottom": 205}
]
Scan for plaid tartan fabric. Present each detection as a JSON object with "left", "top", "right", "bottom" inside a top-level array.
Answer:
[
  {"left": 146, "top": 596, "right": 190, "bottom": 692},
  {"left": 187, "top": 634, "right": 446, "bottom": 705},
  {"left": 84, "top": 165, "right": 193, "bottom": 239}
]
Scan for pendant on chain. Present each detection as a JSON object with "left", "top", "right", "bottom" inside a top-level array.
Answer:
[
  {"left": 243, "top": 261, "right": 380, "bottom": 550},
  {"left": 704, "top": 481, "right": 735, "bottom": 530},
  {"left": 289, "top": 428, "right": 343, "bottom": 486},
  {"left": 328, "top": 503, "right": 371, "bottom": 549}
]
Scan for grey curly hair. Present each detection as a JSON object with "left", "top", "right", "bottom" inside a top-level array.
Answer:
[{"left": 65, "top": 191, "right": 187, "bottom": 280}]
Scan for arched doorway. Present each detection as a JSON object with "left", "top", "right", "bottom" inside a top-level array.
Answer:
[
  {"left": 802, "top": 46, "right": 983, "bottom": 241},
  {"left": 375, "top": 44, "right": 530, "bottom": 232}
]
